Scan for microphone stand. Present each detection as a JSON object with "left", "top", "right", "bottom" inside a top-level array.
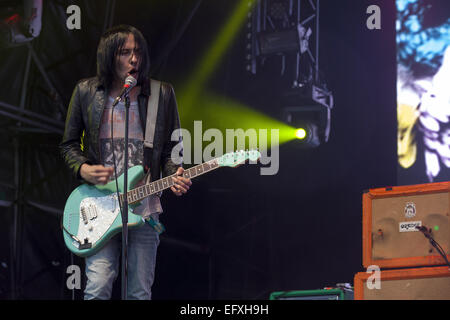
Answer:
[{"left": 121, "top": 93, "right": 130, "bottom": 300}]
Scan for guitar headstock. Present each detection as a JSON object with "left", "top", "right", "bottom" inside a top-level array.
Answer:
[{"left": 217, "top": 149, "right": 261, "bottom": 167}]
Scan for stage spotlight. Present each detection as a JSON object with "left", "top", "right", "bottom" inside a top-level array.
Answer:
[
  {"left": 294, "top": 123, "right": 320, "bottom": 147},
  {"left": 257, "top": 23, "right": 312, "bottom": 56},
  {"left": 0, "top": 0, "right": 42, "bottom": 48},
  {"left": 295, "top": 128, "right": 306, "bottom": 140},
  {"left": 281, "top": 81, "right": 333, "bottom": 148},
  {"left": 283, "top": 105, "right": 328, "bottom": 148}
]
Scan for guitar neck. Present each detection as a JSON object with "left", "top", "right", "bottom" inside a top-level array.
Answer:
[{"left": 121, "top": 158, "right": 220, "bottom": 205}]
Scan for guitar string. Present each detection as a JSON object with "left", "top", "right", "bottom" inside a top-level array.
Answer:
[{"left": 130, "top": 158, "right": 220, "bottom": 203}]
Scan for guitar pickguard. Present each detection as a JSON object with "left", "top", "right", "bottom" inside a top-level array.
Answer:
[{"left": 73, "top": 193, "right": 121, "bottom": 249}]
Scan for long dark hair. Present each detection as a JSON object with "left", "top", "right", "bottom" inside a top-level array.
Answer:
[{"left": 96, "top": 25, "right": 150, "bottom": 90}]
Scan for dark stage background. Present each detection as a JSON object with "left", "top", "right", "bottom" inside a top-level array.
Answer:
[{"left": 0, "top": 0, "right": 397, "bottom": 299}]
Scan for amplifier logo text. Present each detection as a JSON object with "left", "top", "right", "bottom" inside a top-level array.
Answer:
[{"left": 399, "top": 221, "right": 422, "bottom": 232}]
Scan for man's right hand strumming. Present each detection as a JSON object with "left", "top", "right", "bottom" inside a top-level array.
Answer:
[{"left": 80, "top": 163, "right": 114, "bottom": 185}]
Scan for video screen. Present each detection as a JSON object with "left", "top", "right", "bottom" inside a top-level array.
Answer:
[{"left": 397, "top": 0, "right": 450, "bottom": 185}]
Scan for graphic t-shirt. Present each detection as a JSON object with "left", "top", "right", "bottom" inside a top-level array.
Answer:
[{"left": 98, "top": 96, "right": 162, "bottom": 216}]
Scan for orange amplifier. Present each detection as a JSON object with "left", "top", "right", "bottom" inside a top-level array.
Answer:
[
  {"left": 354, "top": 266, "right": 450, "bottom": 300},
  {"left": 362, "top": 182, "right": 450, "bottom": 269}
]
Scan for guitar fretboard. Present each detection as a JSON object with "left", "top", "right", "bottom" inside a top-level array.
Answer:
[{"left": 119, "top": 159, "right": 220, "bottom": 205}]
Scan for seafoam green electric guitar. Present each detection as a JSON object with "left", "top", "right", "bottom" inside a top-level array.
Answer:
[{"left": 62, "top": 150, "right": 261, "bottom": 257}]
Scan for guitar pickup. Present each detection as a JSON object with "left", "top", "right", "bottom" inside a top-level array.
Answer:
[
  {"left": 81, "top": 207, "right": 88, "bottom": 225},
  {"left": 88, "top": 205, "right": 98, "bottom": 220}
]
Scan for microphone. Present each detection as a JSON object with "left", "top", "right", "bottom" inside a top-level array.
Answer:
[{"left": 112, "top": 75, "right": 137, "bottom": 107}]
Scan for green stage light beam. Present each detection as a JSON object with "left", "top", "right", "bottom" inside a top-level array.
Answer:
[
  {"left": 179, "top": 0, "right": 253, "bottom": 112},
  {"left": 179, "top": 93, "right": 298, "bottom": 153}
]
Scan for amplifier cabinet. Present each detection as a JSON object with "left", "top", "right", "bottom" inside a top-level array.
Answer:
[
  {"left": 269, "top": 289, "right": 348, "bottom": 300},
  {"left": 354, "top": 266, "right": 450, "bottom": 300},
  {"left": 362, "top": 182, "right": 450, "bottom": 269}
]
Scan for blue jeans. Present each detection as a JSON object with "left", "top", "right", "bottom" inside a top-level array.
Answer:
[{"left": 84, "top": 222, "right": 160, "bottom": 300}]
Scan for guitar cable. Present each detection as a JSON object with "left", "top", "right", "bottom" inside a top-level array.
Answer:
[
  {"left": 416, "top": 225, "right": 450, "bottom": 269},
  {"left": 61, "top": 221, "right": 81, "bottom": 244}
]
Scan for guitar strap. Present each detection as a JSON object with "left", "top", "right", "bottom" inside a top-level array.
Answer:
[
  {"left": 143, "top": 79, "right": 161, "bottom": 149},
  {"left": 143, "top": 79, "right": 165, "bottom": 235}
]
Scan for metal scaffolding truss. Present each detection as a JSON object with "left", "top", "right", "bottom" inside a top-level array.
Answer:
[
  {"left": 246, "top": 0, "right": 322, "bottom": 87},
  {"left": 0, "top": 0, "right": 117, "bottom": 299},
  {"left": 245, "top": 0, "right": 333, "bottom": 147}
]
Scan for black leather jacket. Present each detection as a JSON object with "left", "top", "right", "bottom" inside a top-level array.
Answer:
[{"left": 59, "top": 77, "right": 182, "bottom": 183}]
